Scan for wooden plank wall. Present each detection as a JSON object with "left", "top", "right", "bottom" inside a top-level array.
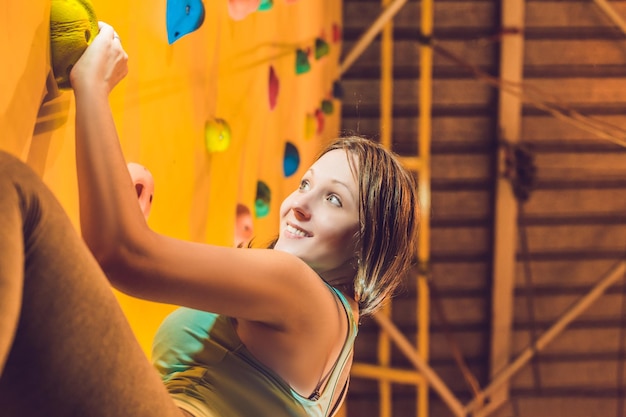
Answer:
[{"left": 340, "top": 0, "right": 626, "bottom": 416}]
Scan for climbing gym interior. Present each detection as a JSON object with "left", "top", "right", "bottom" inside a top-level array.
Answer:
[{"left": 2, "top": 0, "right": 342, "bottom": 355}]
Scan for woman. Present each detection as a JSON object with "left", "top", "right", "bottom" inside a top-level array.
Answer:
[{"left": 0, "top": 23, "right": 418, "bottom": 417}]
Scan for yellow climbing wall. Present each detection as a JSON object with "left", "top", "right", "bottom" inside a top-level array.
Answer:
[{"left": 1, "top": 0, "right": 342, "bottom": 356}]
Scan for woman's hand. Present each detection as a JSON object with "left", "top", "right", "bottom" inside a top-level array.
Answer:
[{"left": 70, "top": 22, "right": 128, "bottom": 96}]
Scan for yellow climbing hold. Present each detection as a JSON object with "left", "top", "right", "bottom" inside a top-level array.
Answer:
[{"left": 50, "top": 0, "right": 99, "bottom": 89}]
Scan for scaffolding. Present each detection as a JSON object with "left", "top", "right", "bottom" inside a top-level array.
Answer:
[
  {"left": 339, "top": 0, "right": 434, "bottom": 415},
  {"left": 337, "top": 0, "right": 626, "bottom": 416}
]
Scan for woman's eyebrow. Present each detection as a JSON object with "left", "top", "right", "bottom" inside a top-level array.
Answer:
[
  {"left": 331, "top": 179, "right": 357, "bottom": 202},
  {"left": 309, "top": 168, "right": 357, "bottom": 201}
]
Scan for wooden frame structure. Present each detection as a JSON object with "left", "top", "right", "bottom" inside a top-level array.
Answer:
[{"left": 338, "top": 0, "right": 626, "bottom": 416}]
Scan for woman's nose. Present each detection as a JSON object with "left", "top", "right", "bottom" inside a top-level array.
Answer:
[{"left": 291, "top": 199, "right": 311, "bottom": 221}]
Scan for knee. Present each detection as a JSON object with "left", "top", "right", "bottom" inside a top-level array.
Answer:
[
  {"left": 0, "top": 151, "right": 64, "bottom": 241},
  {"left": 0, "top": 151, "right": 41, "bottom": 184},
  {"left": 0, "top": 152, "right": 51, "bottom": 217},
  {"left": 0, "top": 150, "right": 21, "bottom": 164}
]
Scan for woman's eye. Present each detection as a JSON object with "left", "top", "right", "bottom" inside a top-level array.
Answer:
[
  {"left": 299, "top": 179, "right": 310, "bottom": 190},
  {"left": 327, "top": 194, "right": 342, "bottom": 207}
]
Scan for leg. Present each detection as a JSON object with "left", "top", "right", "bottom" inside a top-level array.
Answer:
[{"left": 0, "top": 152, "right": 185, "bottom": 417}]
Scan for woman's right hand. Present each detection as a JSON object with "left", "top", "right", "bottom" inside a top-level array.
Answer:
[{"left": 70, "top": 21, "right": 128, "bottom": 96}]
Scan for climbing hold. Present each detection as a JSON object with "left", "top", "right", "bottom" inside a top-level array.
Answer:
[
  {"left": 205, "top": 118, "right": 232, "bottom": 153},
  {"left": 127, "top": 162, "right": 155, "bottom": 220},
  {"left": 228, "top": 0, "right": 261, "bottom": 21},
  {"left": 255, "top": 181, "right": 271, "bottom": 218},
  {"left": 304, "top": 114, "right": 316, "bottom": 140},
  {"left": 166, "top": 0, "right": 206, "bottom": 44},
  {"left": 320, "top": 99, "right": 334, "bottom": 115},
  {"left": 234, "top": 203, "right": 254, "bottom": 248},
  {"left": 332, "top": 23, "right": 341, "bottom": 43},
  {"left": 315, "top": 109, "right": 324, "bottom": 134},
  {"left": 283, "top": 142, "right": 300, "bottom": 177},
  {"left": 295, "top": 49, "right": 311, "bottom": 74},
  {"left": 268, "top": 65, "right": 279, "bottom": 110},
  {"left": 50, "top": 0, "right": 99, "bottom": 89},
  {"left": 258, "top": 0, "right": 273, "bottom": 11},
  {"left": 332, "top": 80, "right": 344, "bottom": 99},
  {"left": 314, "top": 38, "right": 329, "bottom": 60}
]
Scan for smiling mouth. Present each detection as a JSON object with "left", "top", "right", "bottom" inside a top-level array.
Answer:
[{"left": 286, "top": 223, "right": 312, "bottom": 237}]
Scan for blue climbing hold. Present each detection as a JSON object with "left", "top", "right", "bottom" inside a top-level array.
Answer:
[
  {"left": 166, "top": 0, "right": 206, "bottom": 44},
  {"left": 283, "top": 142, "right": 300, "bottom": 177},
  {"left": 332, "top": 80, "right": 344, "bottom": 99}
]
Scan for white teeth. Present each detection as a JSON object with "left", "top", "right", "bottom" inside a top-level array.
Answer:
[{"left": 286, "top": 224, "right": 308, "bottom": 237}]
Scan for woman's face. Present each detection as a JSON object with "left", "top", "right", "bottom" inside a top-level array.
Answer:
[{"left": 274, "top": 149, "right": 360, "bottom": 277}]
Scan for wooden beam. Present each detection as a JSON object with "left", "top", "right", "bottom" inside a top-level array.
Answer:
[
  {"left": 351, "top": 363, "right": 425, "bottom": 384},
  {"left": 373, "top": 313, "right": 465, "bottom": 417},
  {"left": 416, "top": 0, "right": 434, "bottom": 415},
  {"left": 485, "top": 0, "right": 525, "bottom": 414},
  {"left": 467, "top": 261, "right": 626, "bottom": 415},
  {"left": 339, "top": 0, "right": 408, "bottom": 76},
  {"left": 592, "top": 0, "right": 626, "bottom": 35}
]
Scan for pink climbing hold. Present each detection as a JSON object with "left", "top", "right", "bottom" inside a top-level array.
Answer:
[
  {"left": 234, "top": 203, "right": 254, "bottom": 248},
  {"left": 332, "top": 23, "right": 341, "bottom": 43},
  {"left": 268, "top": 65, "right": 279, "bottom": 110},
  {"left": 315, "top": 109, "right": 324, "bottom": 134},
  {"left": 228, "top": 0, "right": 261, "bottom": 21},
  {"left": 127, "top": 162, "right": 155, "bottom": 220}
]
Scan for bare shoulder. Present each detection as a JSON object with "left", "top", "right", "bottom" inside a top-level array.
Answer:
[
  {"left": 234, "top": 278, "right": 350, "bottom": 395},
  {"left": 107, "top": 231, "right": 337, "bottom": 328}
]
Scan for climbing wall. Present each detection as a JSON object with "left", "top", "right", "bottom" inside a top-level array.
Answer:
[{"left": 1, "top": 0, "right": 343, "bottom": 355}]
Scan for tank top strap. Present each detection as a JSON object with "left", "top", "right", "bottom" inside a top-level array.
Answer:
[{"left": 305, "top": 284, "right": 358, "bottom": 407}]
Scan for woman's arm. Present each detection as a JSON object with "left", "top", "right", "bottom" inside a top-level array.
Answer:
[
  {"left": 71, "top": 22, "right": 139, "bottom": 263},
  {"left": 69, "top": 23, "right": 335, "bottom": 329}
]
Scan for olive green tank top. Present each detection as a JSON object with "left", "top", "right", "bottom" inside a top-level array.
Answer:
[{"left": 152, "top": 286, "right": 358, "bottom": 417}]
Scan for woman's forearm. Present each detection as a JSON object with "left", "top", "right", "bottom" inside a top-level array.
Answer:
[
  {"left": 74, "top": 91, "right": 140, "bottom": 259},
  {"left": 71, "top": 23, "right": 145, "bottom": 269}
]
